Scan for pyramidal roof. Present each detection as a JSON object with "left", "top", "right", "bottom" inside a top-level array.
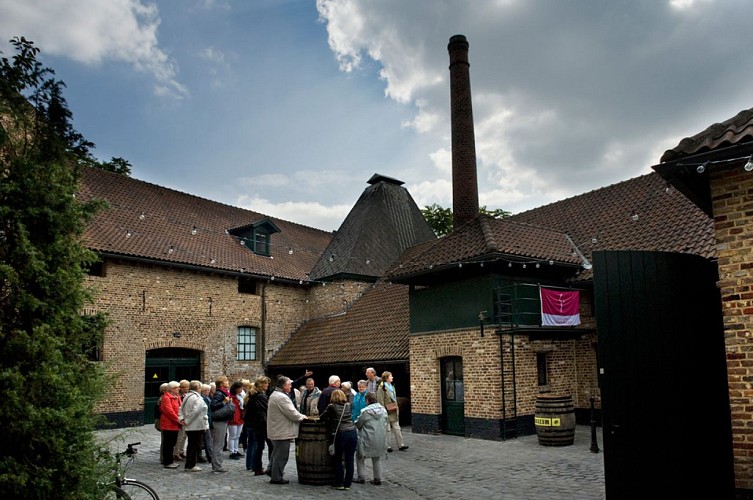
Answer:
[{"left": 309, "top": 174, "right": 436, "bottom": 281}]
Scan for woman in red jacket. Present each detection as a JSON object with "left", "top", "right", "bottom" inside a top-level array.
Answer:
[
  {"left": 227, "top": 381, "right": 245, "bottom": 459},
  {"left": 160, "top": 381, "right": 182, "bottom": 468}
]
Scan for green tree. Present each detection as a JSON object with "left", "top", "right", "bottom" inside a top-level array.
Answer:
[
  {"left": 422, "top": 203, "right": 511, "bottom": 237},
  {"left": 89, "top": 155, "right": 132, "bottom": 175},
  {"left": 421, "top": 203, "right": 454, "bottom": 237},
  {"left": 0, "top": 37, "right": 112, "bottom": 498}
]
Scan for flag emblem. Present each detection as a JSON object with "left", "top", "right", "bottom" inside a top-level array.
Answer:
[{"left": 540, "top": 287, "right": 581, "bottom": 326}]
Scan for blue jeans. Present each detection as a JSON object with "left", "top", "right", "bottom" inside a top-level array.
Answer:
[
  {"left": 334, "top": 429, "right": 358, "bottom": 487},
  {"left": 246, "top": 428, "right": 272, "bottom": 472}
]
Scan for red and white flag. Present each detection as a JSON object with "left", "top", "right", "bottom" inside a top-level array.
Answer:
[{"left": 540, "top": 287, "right": 581, "bottom": 326}]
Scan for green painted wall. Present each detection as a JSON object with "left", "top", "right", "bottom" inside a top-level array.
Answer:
[{"left": 409, "top": 275, "right": 543, "bottom": 333}]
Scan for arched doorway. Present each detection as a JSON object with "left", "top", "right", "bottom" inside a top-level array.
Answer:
[
  {"left": 144, "top": 348, "right": 201, "bottom": 424},
  {"left": 441, "top": 356, "right": 464, "bottom": 436}
]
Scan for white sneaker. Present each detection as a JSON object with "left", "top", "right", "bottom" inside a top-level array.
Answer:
[
  {"left": 187, "top": 466, "right": 202, "bottom": 472},
  {"left": 164, "top": 463, "right": 179, "bottom": 469}
]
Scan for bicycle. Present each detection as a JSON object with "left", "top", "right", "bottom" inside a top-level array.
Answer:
[{"left": 106, "top": 442, "right": 160, "bottom": 500}]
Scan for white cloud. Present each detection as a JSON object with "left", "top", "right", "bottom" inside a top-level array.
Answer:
[
  {"left": 315, "top": 0, "right": 368, "bottom": 73},
  {"left": 239, "top": 170, "right": 364, "bottom": 195},
  {"left": 0, "top": 0, "right": 187, "bottom": 98},
  {"left": 315, "top": 0, "right": 753, "bottom": 215},
  {"left": 236, "top": 195, "right": 350, "bottom": 232},
  {"left": 408, "top": 178, "right": 453, "bottom": 209},
  {"left": 199, "top": 47, "right": 226, "bottom": 64}
]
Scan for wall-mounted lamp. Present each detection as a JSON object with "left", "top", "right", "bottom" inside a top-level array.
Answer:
[
  {"left": 172, "top": 332, "right": 182, "bottom": 338},
  {"left": 745, "top": 155, "right": 753, "bottom": 172},
  {"left": 479, "top": 310, "right": 488, "bottom": 337}
]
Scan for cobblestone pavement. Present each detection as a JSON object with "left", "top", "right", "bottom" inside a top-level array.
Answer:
[{"left": 96, "top": 424, "right": 605, "bottom": 500}]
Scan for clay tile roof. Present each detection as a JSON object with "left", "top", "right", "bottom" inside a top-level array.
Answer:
[
  {"left": 386, "top": 215, "right": 581, "bottom": 280},
  {"left": 309, "top": 174, "right": 436, "bottom": 281},
  {"left": 509, "top": 172, "right": 716, "bottom": 262},
  {"left": 661, "top": 107, "right": 753, "bottom": 162},
  {"left": 387, "top": 172, "right": 715, "bottom": 282},
  {"left": 268, "top": 282, "right": 409, "bottom": 367},
  {"left": 78, "top": 166, "right": 332, "bottom": 281}
]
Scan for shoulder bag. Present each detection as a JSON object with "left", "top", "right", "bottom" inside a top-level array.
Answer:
[
  {"left": 382, "top": 385, "right": 398, "bottom": 414},
  {"left": 212, "top": 398, "right": 236, "bottom": 421},
  {"left": 328, "top": 403, "right": 348, "bottom": 456}
]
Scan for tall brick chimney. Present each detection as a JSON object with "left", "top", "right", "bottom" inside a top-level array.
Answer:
[{"left": 448, "top": 34, "right": 479, "bottom": 229}]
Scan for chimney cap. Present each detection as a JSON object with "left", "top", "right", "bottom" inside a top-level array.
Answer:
[
  {"left": 448, "top": 34, "right": 469, "bottom": 48},
  {"left": 367, "top": 173, "right": 404, "bottom": 186}
]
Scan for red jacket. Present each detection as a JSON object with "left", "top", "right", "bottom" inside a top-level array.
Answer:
[
  {"left": 229, "top": 394, "right": 244, "bottom": 426},
  {"left": 159, "top": 393, "right": 181, "bottom": 431}
]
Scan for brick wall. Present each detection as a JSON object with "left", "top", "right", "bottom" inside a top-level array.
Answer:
[
  {"left": 306, "top": 279, "right": 373, "bottom": 318},
  {"left": 85, "top": 258, "right": 351, "bottom": 417},
  {"left": 409, "top": 326, "right": 598, "bottom": 438},
  {"left": 711, "top": 166, "right": 753, "bottom": 491}
]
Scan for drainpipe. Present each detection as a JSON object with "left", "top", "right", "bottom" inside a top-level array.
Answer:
[{"left": 261, "top": 282, "right": 268, "bottom": 371}]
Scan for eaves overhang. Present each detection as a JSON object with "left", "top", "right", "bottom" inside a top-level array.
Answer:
[
  {"left": 388, "top": 253, "right": 583, "bottom": 286},
  {"left": 95, "top": 251, "right": 312, "bottom": 287},
  {"left": 652, "top": 142, "right": 753, "bottom": 217}
]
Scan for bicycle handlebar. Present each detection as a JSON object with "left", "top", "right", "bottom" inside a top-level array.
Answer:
[{"left": 124, "top": 442, "right": 140, "bottom": 456}]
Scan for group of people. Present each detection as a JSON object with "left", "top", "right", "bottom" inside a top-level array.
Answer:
[{"left": 154, "top": 367, "right": 409, "bottom": 490}]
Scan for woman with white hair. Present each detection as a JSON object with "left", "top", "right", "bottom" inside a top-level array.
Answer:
[
  {"left": 341, "top": 381, "right": 356, "bottom": 404},
  {"left": 160, "top": 381, "right": 182, "bottom": 468},
  {"left": 179, "top": 380, "right": 208, "bottom": 472},
  {"left": 200, "top": 383, "right": 213, "bottom": 463}
]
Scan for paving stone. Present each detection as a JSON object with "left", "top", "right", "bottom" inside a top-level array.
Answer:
[{"left": 96, "top": 425, "right": 605, "bottom": 499}]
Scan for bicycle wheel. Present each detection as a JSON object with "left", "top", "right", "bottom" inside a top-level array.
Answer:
[
  {"left": 120, "top": 479, "right": 160, "bottom": 500},
  {"left": 107, "top": 485, "right": 131, "bottom": 499}
]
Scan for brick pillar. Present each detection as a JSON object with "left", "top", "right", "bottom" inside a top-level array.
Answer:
[{"left": 448, "top": 34, "right": 479, "bottom": 229}]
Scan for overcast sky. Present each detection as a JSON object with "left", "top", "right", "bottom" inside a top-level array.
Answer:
[{"left": 2, "top": 0, "right": 752, "bottom": 231}]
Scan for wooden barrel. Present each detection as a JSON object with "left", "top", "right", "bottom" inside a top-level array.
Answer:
[
  {"left": 534, "top": 395, "right": 576, "bottom": 446},
  {"left": 295, "top": 419, "right": 334, "bottom": 485}
]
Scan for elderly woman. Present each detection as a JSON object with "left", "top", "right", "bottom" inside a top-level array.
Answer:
[
  {"left": 156, "top": 382, "right": 168, "bottom": 463},
  {"left": 355, "top": 391, "right": 389, "bottom": 485},
  {"left": 376, "top": 371, "right": 408, "bottom": 452},
  {"left": 160, "top": 381, "right": 182, "bottom": 469},
  {"left": 351, "top": 380, "right": 368, "bottom": 422},
  {"left": 320, "top": 389, "right": 357, "bottom": 490},
  {"left": 341, "top": 381, "right": 356, "bottom": 404},
  {"left": 178, "top": 380, "right": 209, "bottom": 472},
  {"left": 200, "top": 383, "right": 213, "bottom": 463}
]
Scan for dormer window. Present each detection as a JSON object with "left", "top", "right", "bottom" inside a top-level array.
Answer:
[
  {"left": 228, "top": 218, "right": 281, "bottom": 257},
  {"left": 254, "top": 229, "right": 270, "bottom": 256}
]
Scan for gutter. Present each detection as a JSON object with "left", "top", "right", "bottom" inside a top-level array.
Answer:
[{"left": 95, "top": 251, "right": 310, "bottom": 286}]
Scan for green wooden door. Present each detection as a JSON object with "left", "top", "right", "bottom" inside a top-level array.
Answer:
[
  {"left": 441, "top": 357, "right": 464, "bottom": 436},
  {"left": 144, "top": 348, "right": 201, "bottom": 424},
  {"left": 593, "top": 251, "right": 733, "bottom": 498}
]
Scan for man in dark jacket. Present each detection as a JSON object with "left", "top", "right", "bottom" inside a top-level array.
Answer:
[{"left": 317, "top": 375, "right": 341, "bottom": 415}]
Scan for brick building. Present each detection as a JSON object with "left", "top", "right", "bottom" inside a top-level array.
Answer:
[
  {"left": 71, "top": 32, "right": 751, "bottom": 495},
  {"left": 79, "top": 167, "right": 432, "bottom": 427},
  {"left": 655, "top": 108, "right": 753, "bottom": 494},
  {"left": 384, "top": 34, "right": 737, "bottom": 497}
]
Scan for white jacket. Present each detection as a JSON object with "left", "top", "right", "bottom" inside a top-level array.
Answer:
[
  {"left": 178, "top": 390, "right": 209, "bottom": 431},
  {"left": 267, "top": 388, "right": 306, "bottom": 440}
]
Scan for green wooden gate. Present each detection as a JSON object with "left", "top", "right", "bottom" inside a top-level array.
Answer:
[
  {"left": 593, "top": 251, "right": 733, "bottom": 498},
  {"left": 144, "top": 348, "right": 201, "bottom": 424},
  {"left": 441, "top": 356, "right": 464, "bottom": 436}
]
